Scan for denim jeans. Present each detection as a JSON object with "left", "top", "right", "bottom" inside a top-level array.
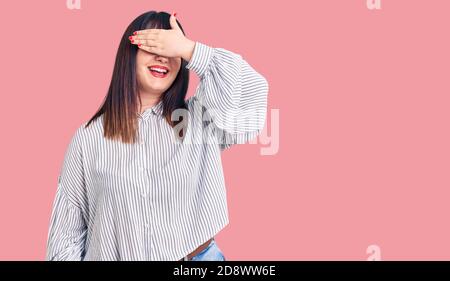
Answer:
[{"left": 186, "top": 239, "right": 226, "bottom": 261}]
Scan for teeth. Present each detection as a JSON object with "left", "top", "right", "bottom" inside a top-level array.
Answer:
[{"left": 149, "top": 67, "right": 168, "bottom": 74}]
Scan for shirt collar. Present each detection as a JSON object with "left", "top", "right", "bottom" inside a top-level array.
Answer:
[{"left": 138, "top": 100, "right": 164, "bottom": 120}]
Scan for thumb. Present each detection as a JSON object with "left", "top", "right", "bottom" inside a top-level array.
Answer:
[{"left": 170, "top": 12, "right": 181, "bottom": 32}]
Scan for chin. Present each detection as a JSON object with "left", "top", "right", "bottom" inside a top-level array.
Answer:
[{"left": 145, "top": 85, "right": 168, "bottom": 95}]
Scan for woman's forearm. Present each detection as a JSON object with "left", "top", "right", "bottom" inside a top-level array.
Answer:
[{"left": 181, "top": 39, "right": 196, "bottom": 62}]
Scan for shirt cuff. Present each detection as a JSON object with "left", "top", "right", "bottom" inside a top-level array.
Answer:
[{"left": 185, "top": 41, "right": 215, "bottom": 77}]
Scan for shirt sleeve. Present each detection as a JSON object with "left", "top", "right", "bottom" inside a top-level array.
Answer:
[
  {"left": 185, "top": 42, "right": 269, "bottom": 151},
  {"left": 46, "top": 127, "right": 88, "bottom": 261}
]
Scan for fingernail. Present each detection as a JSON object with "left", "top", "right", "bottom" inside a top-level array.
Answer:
[
  {"left": 174, "top": 12, "right": 177, "bottom": 17},
  {"left": 133, "top": 31, "right": 137, "bottom": 35},
  {"left": 128, "top": 36, "right": 133, "bottom": 40},
  {"left": 131, "top": 39, "right": 134, "bottom": 43},
  {"left": 138, "top": 43, "right": 142, "bottom": 47}
]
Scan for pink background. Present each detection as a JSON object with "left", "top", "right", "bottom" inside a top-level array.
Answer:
[{"left": 1, "top": 0, "right": 449, "bottom": 260}]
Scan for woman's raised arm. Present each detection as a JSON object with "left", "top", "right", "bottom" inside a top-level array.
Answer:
[{"left": 186, "top": 42, "right": 269, "bottom": 150}]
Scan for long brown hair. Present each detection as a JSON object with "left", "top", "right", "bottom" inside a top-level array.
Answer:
[{"left": 85, "top": 11, "right": 190, "bottom": 143}]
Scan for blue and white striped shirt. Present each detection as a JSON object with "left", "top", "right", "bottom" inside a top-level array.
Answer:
[{"left": 46, "top": 41, "right": 269, "bottom": 261}]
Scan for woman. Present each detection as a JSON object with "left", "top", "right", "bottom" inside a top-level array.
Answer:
[{"left": 46, "top": 10, "right": 268, "bottom": 261}]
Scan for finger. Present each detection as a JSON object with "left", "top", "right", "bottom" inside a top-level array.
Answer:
[
  {"left": 137, "top": 44, "right": 159, "bottom": 54},
  {"left": 129, "top": 33, "right": 158, "bottom": 41},
  {"left": 132, "top": 29, "right": 160, "bottom": 35},
  {"left": 136, "top": 41, "right": 160, "bottom": 52},
  {"left": 170, "top": 13, "right": 181, "bottom": 31},
  {"left": 129, "top": 38, "right": 157, "bottom": 46}
]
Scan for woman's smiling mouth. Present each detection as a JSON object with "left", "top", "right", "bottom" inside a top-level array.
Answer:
[{"left": 148, "top": 65, "right": 169, "bottom": 78}]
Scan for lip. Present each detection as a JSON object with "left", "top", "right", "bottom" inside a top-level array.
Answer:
[
  {"left": 148, "top": 65, "right": 169, "bottom": 78},
  {"left": 148, "top": 65, "right": 169, "bottom": 72}
]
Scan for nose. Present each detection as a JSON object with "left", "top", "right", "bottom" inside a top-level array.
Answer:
[{"left": 155, "top": 54, "right": 169, "bottom": 63}]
